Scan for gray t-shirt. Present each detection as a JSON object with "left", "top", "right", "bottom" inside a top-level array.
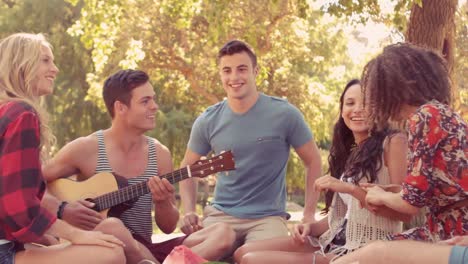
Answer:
[{"left": 188, "top": 93, "right": 313, "bottom": 218}]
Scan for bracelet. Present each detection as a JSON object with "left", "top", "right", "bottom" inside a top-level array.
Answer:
[{"left": 57, "top": 201, "right": 68, "bottom": 219}]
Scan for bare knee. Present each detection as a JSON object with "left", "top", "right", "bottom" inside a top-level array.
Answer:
[
  {"left": 95, "top": 217, "right": 131, "bottom": 238},
  {"left": 332, "top": 241, "right": 388, "bottom": 264},
  {"left": 96, "top": 217, "right": 140, "bottom": 249},
  {"left": 101, "top": 246, "right": 126, "bottom": 264},
  {"left": 366, "top": 241, "right": 386, "bottom": 252},
  {"left": 234, "top": 243, "right": 252, "bottom": 263},
  {"left": 212, "top": 223, "right": 235, "bottom": 250},
  {"left": 239, "top": 252, "right": 258, "bottom": 264},
  {"left": 198, "top": 223, "right": 235, "bottom": 260},
  {"left": 96, "top": 217, "right": 125, "bottom": 231},
  {"left": 360, "top": 241, "right": 387, "bottom": 261}
]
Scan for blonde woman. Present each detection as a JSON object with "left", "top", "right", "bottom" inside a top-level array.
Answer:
[{"left": 0, "top": 33, "right": 127, "bottom": 264}]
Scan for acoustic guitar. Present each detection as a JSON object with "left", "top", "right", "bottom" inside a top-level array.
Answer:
[{"left": 47, "top": 151, "right": 235, "bottom": 217}]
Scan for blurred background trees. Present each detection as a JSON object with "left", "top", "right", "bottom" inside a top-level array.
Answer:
[{"left": 1, "top": 0, "right": 466, "bottom": 202}]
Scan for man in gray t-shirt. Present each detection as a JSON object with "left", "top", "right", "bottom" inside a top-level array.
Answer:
[{"left": 179, "top": 40, "right": 322, "bottom": 253}]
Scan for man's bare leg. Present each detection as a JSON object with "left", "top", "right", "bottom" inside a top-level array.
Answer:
[
  {"left": 96, "top": 217, "right": 157, "bottom": 264},
  {"left": 183, "top": 223, "right": 235, "bottom": 260},
  {"left": 241, "top": 251, "right": 334, "bottom": 264}
]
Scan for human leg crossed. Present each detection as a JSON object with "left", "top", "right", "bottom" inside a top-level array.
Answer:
[
  {"left": 234, "top": 235, "right": 317, "bottom": 263},
  {"left": 243, "top": 215, "right": 289, "bottom": 242},
  {"left": 14, "top": 241, "right": 125, "bottom": 264},
  {"left": 95, "top": 217, "right": 157, "bottom": 264},
  {"left": 203, "top": 205, "right": 290, "bottom": 262},
  {"left": 331, "top": 240, "right": 452, "bottom": 264},
  {"left": 241, "top": 251, "right": 332, "bottom": 264},
  {"left": 183, "top": 222, "right": 235, "bottom": 260}
]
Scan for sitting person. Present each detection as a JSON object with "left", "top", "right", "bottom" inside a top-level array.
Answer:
[
  {"left": 234, "top": 79, "right": 409, "bottom": 264},
  {"left": 179, "top": 40, "right": 323, "bottom": 256},
  {"left": 0, "top": 32, "right": 127, "bottom": 264},
  {"left": 361, "top": 43, "right": 467, "bottom": 242},
  {"left": 331, "top": 235, "right": 468, "bottom": 264},
  {"left": 42, "top": 69, "right": 235, "bottom": 263}
]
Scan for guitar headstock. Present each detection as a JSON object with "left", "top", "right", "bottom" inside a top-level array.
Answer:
[{"left": 190, "top": 150, "right": 235, "bottom": 178}]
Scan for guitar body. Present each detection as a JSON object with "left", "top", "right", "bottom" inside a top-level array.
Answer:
[
  {"left": 47, "top": 151, "right": 236, "bottom": 221},
  {"left": 47, "top": 172, "right": 118, "bottom": 217}
]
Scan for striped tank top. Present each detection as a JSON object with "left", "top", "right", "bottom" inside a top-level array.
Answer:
[{"left": 95, "top": 130, "right": 158, "bottom": 243}]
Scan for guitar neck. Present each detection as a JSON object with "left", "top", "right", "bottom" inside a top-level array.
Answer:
[{"left": 93, "top": 167, "right": 190, "bottom": 211}]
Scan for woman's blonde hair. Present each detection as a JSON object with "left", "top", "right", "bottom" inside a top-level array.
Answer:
[{"left": 0, "top": 33, "right": 56, "bottom": 160}]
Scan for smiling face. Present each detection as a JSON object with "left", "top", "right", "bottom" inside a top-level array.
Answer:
[
  {"left": 341, "top": 83, "right": 369, "bottom": 143},
  {"left": 219, "top": 51, "right": 258, "bottom": 101},
  {"left": 119, "top": 81, "right": 158, "bottom": 132},
  {"left": 32, "top": 45, "right": 59, "bottom": 96}
]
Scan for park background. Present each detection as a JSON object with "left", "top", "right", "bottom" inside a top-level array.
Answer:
[{"left": 1, "top": 0, "right": 467, "bottom": 230}]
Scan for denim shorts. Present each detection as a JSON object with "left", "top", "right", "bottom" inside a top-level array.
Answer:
[
  {"left": 0, "top": 242, "right": 15, "bottom": 264},
  {"left": 449, "top": 245, "right": 468, "bottom": 264}
]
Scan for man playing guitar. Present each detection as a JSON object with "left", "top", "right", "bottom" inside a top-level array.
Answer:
[{"left": 42, "top": 69, "right": 235, "bottom": 264}]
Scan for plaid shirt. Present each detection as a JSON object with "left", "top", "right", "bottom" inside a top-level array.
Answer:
[{"left": 0, "top": 101, "right": 56, "bottom": 243}]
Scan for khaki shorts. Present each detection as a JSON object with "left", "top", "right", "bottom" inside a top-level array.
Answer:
[{"left": 202, "top": 205, "right": 289, "bottom": 247}]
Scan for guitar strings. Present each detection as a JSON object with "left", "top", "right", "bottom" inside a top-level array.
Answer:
[{"left": 94, "top": 155, "right": 234, "bottom": 210}]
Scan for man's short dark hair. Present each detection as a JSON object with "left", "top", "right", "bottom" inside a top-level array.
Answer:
[
  {"left": 217, "top": 40, "right": 257, "bottom": 67},
  {"left": 103, "top": 69, "right": 149, "bottom": 118}
]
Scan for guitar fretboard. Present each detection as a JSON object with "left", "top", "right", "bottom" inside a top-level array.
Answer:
[
  {"left": 92, "top": 167, "right": 190, "bottom": 211},
  {"left": 92, "top": 159, "right": 227, "bottom": 211}
]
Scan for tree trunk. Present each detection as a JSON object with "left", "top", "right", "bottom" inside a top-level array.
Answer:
[{"left": 406, "top": 0, "right": 459, "bottom": 107}]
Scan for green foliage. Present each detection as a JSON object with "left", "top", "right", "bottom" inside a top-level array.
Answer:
[
  {"left": 0, "top": 0, "right": 108, "bottom": 148},
  {"left": 0, "top": 0, "right": 361, "bottom": 193},
  {"left": 322, "top": 0, "right": 413, "bottom": 31},
  {"left": 2, "top": 0, "right": 464, "bottom": 197},
  {"left": 66, "top": 0, "right": 358, "bottom": 185}
]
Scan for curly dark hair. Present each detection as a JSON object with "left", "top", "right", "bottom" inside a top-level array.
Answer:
[
  {"left": 323, "top": 79, "right": 395, "bottom": 214},
  {"left": 362, "top": 43, "right": 452, "bottom": 130}
]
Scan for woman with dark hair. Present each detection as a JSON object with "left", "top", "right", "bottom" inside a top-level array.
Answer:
[
  {"left": 362, "top": 43, "right": 467, "bottom": 242},
  {"left": 331, "top": 43, "right": 468, "bottom": 264},
  {"left": 233, "top": 80, "right": 408, "bottom": 264}
]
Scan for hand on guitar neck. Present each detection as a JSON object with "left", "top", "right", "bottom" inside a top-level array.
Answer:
[{"left": 48, "top": 151, "right": 236, "bottom": 230}]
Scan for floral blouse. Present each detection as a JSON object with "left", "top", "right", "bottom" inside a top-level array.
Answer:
[{"left": 389, "top": 100, "right": 467, "bottom": 242}]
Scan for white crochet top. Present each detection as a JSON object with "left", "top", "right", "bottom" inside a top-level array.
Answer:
[{"left": 314, "top": 138, "right": 403, "bottom": 256}]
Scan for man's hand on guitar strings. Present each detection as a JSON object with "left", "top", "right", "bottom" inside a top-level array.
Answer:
[{"left": 147, "top": 176, "right": 175, "bottom": 202}]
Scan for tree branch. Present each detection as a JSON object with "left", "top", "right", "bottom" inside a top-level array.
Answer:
[
  {"left": 2, "top": 0, "right": 15, "bottom": 8},
  {"left": 146, "top": 49, "right": 220, "bottom": 105},
  {"left": 258, "top": 1, "right": 293, "bottom": 54}
]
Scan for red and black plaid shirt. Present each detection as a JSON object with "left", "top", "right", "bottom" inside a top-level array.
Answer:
[{"left": 0, "top": 101, "right": 56, "bottom": 243}]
